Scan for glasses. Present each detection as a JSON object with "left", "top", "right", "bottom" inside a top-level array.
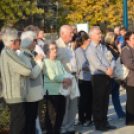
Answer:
[
  {"left": 49, "top": 47, "right": 57, "bottom": 51},
  {"left": 11, "top": 39, "right": 21, "bottom": 42}
]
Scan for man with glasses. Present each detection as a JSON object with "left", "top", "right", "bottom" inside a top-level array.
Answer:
[
  {"left": 86, "top": 26, "right": 116, "bottom": 131},
  {"left": 0, "top": 30, "right": 32, "bottom": 134}
]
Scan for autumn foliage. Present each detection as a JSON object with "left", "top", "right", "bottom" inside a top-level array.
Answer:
[{"left": 58, "top": 0, "right": 134, "bottom": 28}]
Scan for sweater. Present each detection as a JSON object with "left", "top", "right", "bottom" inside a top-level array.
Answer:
[
  {"left": 75, "top": 47, "right": 91, "bottom": 81},
  {"left": 0, "top": 47, "right": 31, "bottom": 104},
  {"left": 43, "top": 58, "right": 67, "bottom": 95},
  {"left": 121, "top": 45, "right": 134, "bottom": 87},
  {"left": 19, "top": 48, "right": 44, "bottom": 102}
]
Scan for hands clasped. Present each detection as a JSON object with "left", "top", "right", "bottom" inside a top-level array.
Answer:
[
  {"left": 62, "top": 78, "right": 72, "bottom": 89},
  {"left": 106, "top": 67, "right": 114, "bottom": 78}
]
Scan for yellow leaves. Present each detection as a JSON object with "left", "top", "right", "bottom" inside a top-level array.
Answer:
[{"left": 59, "top": 0, "right": 124, "bottom": 27}]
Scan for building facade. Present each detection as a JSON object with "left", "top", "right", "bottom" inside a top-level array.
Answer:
[{"left": 15, "top": 0, "right": 59, "bottom": 33}]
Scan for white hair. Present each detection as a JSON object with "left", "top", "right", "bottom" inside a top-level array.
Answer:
[
  {"left": 2, "top": 30, "right": 18, "bottom": 46},
  {"left": 59, "top": 25, "right": 71, "bottom": 37},
  {"left": 20, "top": 31, "right": 37, "bottom": 48},
  {"left": 114, "top": 27, "right": 120, "bottom": 32},
  {"left": 88, "top": 26, "right": 100, "bottom": 38},
  {"left": 1, "top": 27, "right": 12, "bottom": 32}
]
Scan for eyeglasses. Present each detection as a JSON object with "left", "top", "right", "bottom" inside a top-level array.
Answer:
[
  {"left": 49, "top": 47, "right": 57, "bottom": 51},
  {"left": 11, "top": 39, "right": 21, "bottom": 42}
]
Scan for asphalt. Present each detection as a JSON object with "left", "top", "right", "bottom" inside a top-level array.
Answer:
[{"left": 75, "top": 88, "right": 134, "bottom": 134}]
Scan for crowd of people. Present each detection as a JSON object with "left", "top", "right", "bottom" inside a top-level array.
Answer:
[{"left": 0, "top": 24, "right": 134, "bottom": 134}]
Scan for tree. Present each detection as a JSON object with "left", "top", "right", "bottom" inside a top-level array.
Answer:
[
  {"left": 0, "top": 0, "right": 44, "bottom": 26},
  {"left": 58, "top": 0, "right": 123, "bottom": 27},
  {"left": 128, "top": 0, "right": 134, "bottom": 29}
]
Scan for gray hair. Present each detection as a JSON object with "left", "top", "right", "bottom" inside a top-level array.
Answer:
[
  {"left": 114, "top": 27, "right": 120, "bottom": 32},
  {"left": 70, "top": 25, "right": 76, "bottom": 28},
  {"left": 20, "top": 31, "right": 37, "bottom": 48},
  {"left": 1, "top": 27, "right": 12, "bottom": 33},
  {"left": 2, "top": 30, "right": 18, "bottom": 46},
  {"left": 43, "top": 40, "right": 57, "bottom": 55},
  {"left": 88, "top": 26, "right": 100, "bottom": 38}
]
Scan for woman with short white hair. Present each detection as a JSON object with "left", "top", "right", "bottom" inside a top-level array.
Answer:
[{"left": 19, "top": 31, "right": 44, "bottom": 134}]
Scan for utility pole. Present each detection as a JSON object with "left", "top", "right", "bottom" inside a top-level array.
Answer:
[{"left": 123, "top": 0, "right": 128, "bottom": 30}]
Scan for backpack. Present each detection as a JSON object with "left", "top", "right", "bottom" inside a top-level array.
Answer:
[{"left": 114, "top": 57, "right": 129, "bottom": 81}]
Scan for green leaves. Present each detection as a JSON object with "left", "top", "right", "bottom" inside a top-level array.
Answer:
[{"left": 0, "top": 0, "right": 44, "bottom": 26}]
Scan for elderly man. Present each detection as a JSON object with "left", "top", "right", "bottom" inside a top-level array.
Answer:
[
  {"left": 56, "top": 25, "right": 77, "bottom": 134},
  {"left": 0, "top": 30, "right": 32, "bottom": 134},
  {"left": 86, "top": 26, "right": 116, "bottom": 131}
]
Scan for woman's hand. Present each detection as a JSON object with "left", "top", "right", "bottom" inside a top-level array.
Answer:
[
  {"left": 36, "top": 54, "right": 44, "bottom": 61},
  {"left": 63, "top": 78, "right": 72, "bottom": 86},
  {"left": 116, "top": 42, "right": 121, "bottom": 53},
  {"left": 62, "top": 83, "right": 69, "bottom": 89}
]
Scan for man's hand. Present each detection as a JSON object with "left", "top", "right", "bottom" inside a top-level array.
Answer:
[
  {"left": 106, "top": 67, "right": 114, "bottom": 76},
  {"left": 62, "top": 83, "right": 69, "bottom": 89},
  {"left": 36, "top": 54, "right": 44, "bottom": 61},
  {"left": 109, "top": 74, "right": 115, "bottom": 78},
  {"left": 63, "top": 78, "right": 72, "bottom": 86}
]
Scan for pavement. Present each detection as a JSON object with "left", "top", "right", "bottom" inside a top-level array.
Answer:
[{"left": 75, "top": 88, "right": 134, "bottom": 134}]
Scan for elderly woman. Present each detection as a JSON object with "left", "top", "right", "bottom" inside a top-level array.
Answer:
[
  {"left": 24, "top": 25, "right": 46, "bottom": 125},
  {"left": 24, "top": 25, "right": 45, "bottom": 56},
  {"left": 121, "top": 31, "right": 134, "bottom": 125},
  {"left": 1, "top": 30, "right": 32, "bottom": 134},
  {"left": 43, "top": 40, "right": 72, "bottom": 134},
  {"left": 105, "top": 32, "right": 126, "bottom": 120},
  {"left": 19, "top": 31, "right": 44, "bottom": 134}
]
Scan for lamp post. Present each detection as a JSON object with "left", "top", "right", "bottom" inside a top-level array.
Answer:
[{"left": 123, "top": 0, "right": 128, "bottom": 30}]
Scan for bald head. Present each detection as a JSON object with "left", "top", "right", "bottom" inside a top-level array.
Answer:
[{"left": 60, "top": 25, "right": 74, "bottom": 44}]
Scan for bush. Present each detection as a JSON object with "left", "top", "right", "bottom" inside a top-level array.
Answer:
[{"left": 0, "top": 105, "right": 10, "bottom": 134}]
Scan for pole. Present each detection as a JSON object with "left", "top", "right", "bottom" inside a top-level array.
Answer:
[{"left": 123, "top": 0, "right": 128, "bottom": 30}]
